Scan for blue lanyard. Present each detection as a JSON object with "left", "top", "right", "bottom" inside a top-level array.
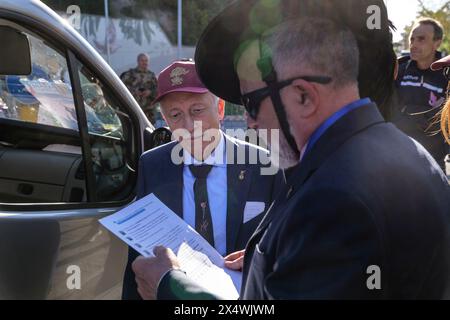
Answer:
[{"left": 304, "top": 98, "right": 372, "bottom": 156}]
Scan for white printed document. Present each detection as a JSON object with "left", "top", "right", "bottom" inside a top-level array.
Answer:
[{"left": 99, "top": 193, "right": 242, "bottom": 299}]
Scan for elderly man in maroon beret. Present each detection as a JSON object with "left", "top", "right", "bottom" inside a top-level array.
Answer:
[{"left": 122, "top": 60, "right": 282, "bottom": 300}]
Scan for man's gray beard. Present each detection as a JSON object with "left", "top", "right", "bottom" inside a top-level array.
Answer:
[{"left": 269, "top": 130, "right": 299, "bottom": 170}]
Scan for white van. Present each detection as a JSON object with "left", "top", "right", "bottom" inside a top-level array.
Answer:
[{"left": 0, "top": 0, "right": 169, "bottom": 299}]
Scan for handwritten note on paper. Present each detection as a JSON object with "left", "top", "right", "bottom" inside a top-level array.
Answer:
[{"left": 99, "top": 193, "right": 241, "bottom": 299}]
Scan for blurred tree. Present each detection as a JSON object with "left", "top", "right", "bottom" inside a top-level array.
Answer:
[
  {"left": 224, "top": 102, "right": 245, "bottom": 117},
  {"left": 400, "top": 22, "right": 414, "bottom": 52},
  {"left": 401, "top": 1, "right": 450, "bottom": 54},
  {"left": 126, "top": 0, "right": 234, "bottom": 45}
]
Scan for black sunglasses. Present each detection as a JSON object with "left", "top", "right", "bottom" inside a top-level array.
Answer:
[{"left": 241, "top": 75, "right": 332, "bottom": 120}]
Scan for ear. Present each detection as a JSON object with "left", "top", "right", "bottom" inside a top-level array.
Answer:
[
  {"left": 433, "top": 39, "right": 443, "bottom": 51},
  {"left": 217, "top": 98, "right": 225, "bottom": 121},
  {"left": 289, "top": 79, "right": 320, "bottom": 118}
]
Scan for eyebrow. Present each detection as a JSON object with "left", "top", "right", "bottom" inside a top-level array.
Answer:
[
  {"left": 162, "top": 105, "right": 179, "bottom": 114},
  {"left": 168, "top": 106, "right": 183, "bottom": 113}
]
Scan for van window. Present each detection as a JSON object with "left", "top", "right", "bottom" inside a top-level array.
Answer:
[
  {"left": 0, "top": 25, "right": 136, "bottom": 205},
  {"left": 0, "top": 27, "right": 85, "bottom": 203},
  {"left": 0, "top": 35, "right": 77, "bottom": 130},
  {"left": 76, "top": 63, "right": 136, "bottom": 202}
]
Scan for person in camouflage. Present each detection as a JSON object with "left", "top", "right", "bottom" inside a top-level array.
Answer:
[
  {"left": 120, "top": 53, "right": 158, "bottom": 123},
  {"left": 81, "top": 82, "right": 122, "bottom": 136}
]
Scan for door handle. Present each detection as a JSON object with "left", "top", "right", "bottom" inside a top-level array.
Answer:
[{"left": 17, "top": 183, "right": 34, "bottom": 195}]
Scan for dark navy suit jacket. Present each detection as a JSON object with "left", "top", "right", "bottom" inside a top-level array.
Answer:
[
  {"left": 122, "top": 133, "right": 283, "bottom": 299},
  {"left": 157, "top": 103, "right": 450, "bottom": 300}
]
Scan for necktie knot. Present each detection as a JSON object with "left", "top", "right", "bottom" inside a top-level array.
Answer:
[{"left": 189, "top": 165, "right": 213, "bottom": 179}]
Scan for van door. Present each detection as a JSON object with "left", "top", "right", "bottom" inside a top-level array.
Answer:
[{"left": 0, "top": 17, "right": 143, "bottom": 299}]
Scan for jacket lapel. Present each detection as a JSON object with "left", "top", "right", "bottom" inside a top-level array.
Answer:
[
  {"left": 225, "top": 135, "right": 252, "bottom": 254},
  {"left": 153, "top": 144, "right": 184, "bottom": 219}
]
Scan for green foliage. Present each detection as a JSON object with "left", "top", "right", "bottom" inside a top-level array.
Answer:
[
  {"left": 224, "top": 102, "right": 245, "bottom": 116},
  {"left": 131, "top": 0, "right": 234, "bottom": 45}
]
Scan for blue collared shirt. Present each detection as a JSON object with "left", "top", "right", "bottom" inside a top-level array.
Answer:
[
  {"left": 304, "top": 98, "right": 372, "bottom": 156},
  {"left": 183, "top": 133, "right": 228, "bottom": 256}
]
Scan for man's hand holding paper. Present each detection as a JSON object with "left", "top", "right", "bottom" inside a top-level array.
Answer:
[
  {"left": 132, "top": 246, "right": 180, "bottom": 300},
  {"left": 99, "top": 193, "right": 242, "bottom": 300}
]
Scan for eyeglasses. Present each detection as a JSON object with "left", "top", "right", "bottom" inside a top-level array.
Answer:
[{"left": 241, "top": 75, "right": 332, "bottom": 120}]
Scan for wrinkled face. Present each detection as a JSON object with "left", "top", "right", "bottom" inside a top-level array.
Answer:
[
  {"left": 236, "top": 41, "right": 299, "bottom": 169},
  {"left": 138, "top": 55, "right": 149, "bottom": 70},
  {"left": 410, "top": 24, "right": 441, "bottom": 63},
  {"left": 160, "top": 92, "right": 221, "bottom": 159}
]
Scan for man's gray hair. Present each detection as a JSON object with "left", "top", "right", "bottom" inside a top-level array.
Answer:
[
  {"left": 264, "top": 18, "right": 360, "bottom": 88},
  {"left": 413, "top": 17, "right": 444, "bottom": 41},
  {"left": 137, "top": 53, "right": 149, "bottom": 61}
]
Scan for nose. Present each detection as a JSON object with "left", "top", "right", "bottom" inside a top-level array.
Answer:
[{"left": 183, "top": 115, "right": 195, "bottom": 133}]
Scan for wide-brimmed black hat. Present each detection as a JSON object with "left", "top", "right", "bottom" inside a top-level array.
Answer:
[{"left": 195, "top": 0, "right": 396, "bottom": 115}]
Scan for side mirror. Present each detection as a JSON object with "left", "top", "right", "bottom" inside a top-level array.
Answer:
[
  {"left": 144, "top": 127, "right": 172, "bottom": 151},
  {"left": 0, "top": 26, "right": 32, "bottom": 76}
]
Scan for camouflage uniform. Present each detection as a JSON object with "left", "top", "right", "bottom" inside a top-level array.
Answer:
[{"left": 120, "top": 67, "right": 158, "bottom": 123}]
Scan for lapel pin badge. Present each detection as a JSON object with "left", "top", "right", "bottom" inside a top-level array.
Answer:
[{"left": 239, "top": 170, "right": 246, "bottom": 181}]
